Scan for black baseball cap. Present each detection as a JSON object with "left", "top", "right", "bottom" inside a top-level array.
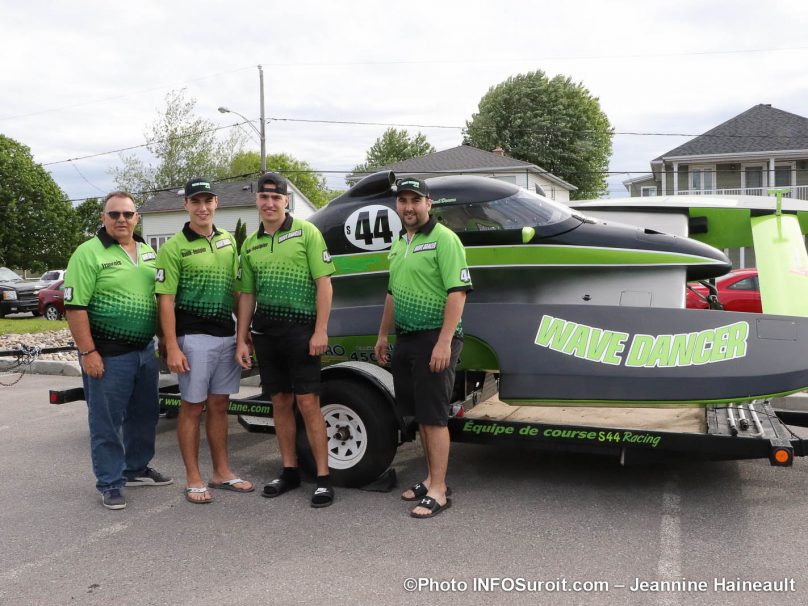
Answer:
[
  {"left": 257, "top": 172, "right": 289, "bottom": 195},
  {"left": 184, "top": 177, "right": 216, "bottom": 198},
  {"left": 395, "top": 177, "right": 429, "bottom": 197}
]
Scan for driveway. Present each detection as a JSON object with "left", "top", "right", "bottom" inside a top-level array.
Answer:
[{"left": 1, "top": 374, "right": 807, "bottom": 605}]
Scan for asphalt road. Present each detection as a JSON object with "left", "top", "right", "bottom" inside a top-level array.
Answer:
[{"left": 2, "top": 373, "right": 808, "bottom": 606}]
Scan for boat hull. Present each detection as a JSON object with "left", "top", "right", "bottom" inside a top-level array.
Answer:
[{"left": 327, "top": 303, "right": 808, "bottom": 405}]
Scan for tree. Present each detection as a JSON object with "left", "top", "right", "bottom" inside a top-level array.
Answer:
[
  {"left": 74, "top": 197, "right": 103, "bottom": 240},
  {"left": 234, "top": 218, "right": 247, "bottom": 253},
  {"left": 0, "top": 135, "right": 79, "bottom": 272},
  {"left": 228, "top": 151, "right": 336, "bottom": 209},
  {"left": 350, "top": 128, "right": 435, "bottom": 180},
  {"left": 464, "top": 71, "right": 613, "bottom": 199},
  {"left": 112, "top": 89, "right": 245, "bottom": 205}
]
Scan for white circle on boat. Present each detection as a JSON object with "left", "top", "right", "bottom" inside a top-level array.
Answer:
[{"left": 343, "top": 205, "right": 402, "bottom": 251}]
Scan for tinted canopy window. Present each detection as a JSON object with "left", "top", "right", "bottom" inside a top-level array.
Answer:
[{"left": 430, "top": 189, "right": 573, "bottom": 233}]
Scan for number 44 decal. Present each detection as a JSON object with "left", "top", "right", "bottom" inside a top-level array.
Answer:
[{"left": 343, "top": 205, "right": 403, "bottom": 251}]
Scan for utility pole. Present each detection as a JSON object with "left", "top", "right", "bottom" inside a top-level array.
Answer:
[
  {"left": 218, "top": 64, "right": 267, "bottom": 174},
  {"left": 258, "top": 64, "right": 266, "bottom": 174}
]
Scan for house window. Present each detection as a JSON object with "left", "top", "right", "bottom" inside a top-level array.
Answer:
[
  {"left": 689, "top": 167, "right": 715, "bottom": 193},
  {"left": 493, "top": 175, "right": 517, "bottom": 184},
  {"left": 148, "top": 235, "right": 171, "bottom": 251},
  {"left": 742, "top": 165, "right": 764, "bottom": 194},
  {"left": 775, "top": 163, "right": 795, "bottom": 188},
  {"left": 640, "top": 186, "right": 657, "bottom": 197}
]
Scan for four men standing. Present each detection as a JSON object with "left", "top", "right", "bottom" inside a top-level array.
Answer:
[{"left": 67, "top": 173, "right": 469, "bottom": 517}]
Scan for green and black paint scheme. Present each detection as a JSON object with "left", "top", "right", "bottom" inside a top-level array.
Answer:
[
  {"left": 310, "top": 172, "right": 808, "bottom": 406},
  {"left": 49, "top": 177, "right": 808, "bottom": 478}
]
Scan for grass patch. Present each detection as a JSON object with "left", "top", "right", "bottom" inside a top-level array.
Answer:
[{"left": 0, "top": 317, "right": 68, "bottom": 335}]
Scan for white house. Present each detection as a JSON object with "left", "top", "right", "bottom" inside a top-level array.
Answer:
[
  {"left": 347, "top": 144, "right": 577, "bottom": 203},
  {"left": 139, "top": 178, "right": 317, "bottom": 250}
]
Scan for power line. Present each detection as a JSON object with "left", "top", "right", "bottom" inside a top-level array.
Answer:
[
  {"left": 271, "top": 117, "right": 461, "bottom": 130},
  {"left": 274, "top": 116, "right": 808, "bottom": 139},
  {"left": 69, "top": 162, "right": 107, "bottom": 195},
  {"left": 60, "top": 164, "right": 808, "bottom": 204},
  {"left": 41, "top": 115, "right": 808, "bottom": 170},
  {"left": 42, "top": 121, "right": 251, "bottom": 167}
]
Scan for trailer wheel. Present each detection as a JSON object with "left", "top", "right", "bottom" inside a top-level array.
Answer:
[{"left": 296, "top": 378, "right": 398, "bottom": 487}]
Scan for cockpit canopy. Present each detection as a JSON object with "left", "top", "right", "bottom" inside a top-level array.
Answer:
[
  {"left": 428, "top": 176, "right": 573, "bottom": 232},
  {"left": 312, "top": 173, "right": 583, "bottom": 254}
]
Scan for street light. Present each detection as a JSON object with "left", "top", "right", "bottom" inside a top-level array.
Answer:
[{"left": 218, "top": 64, "right": 266, "bottom": 174}]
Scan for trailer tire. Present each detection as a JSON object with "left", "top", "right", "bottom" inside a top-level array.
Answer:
[{"left": 296, "top": 378, "right": 397, "bottom": 488}]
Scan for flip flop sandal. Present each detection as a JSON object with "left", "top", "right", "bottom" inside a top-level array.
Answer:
[
  {"left": 261, "top": 476, "right": 301, "bottom": 499},
  {"left": 311, "top": 486, "right": 335, "bottom": 508},
  {"left": 208, "top": 478, "right": 255, "bottom": 493},
  {"left": 410, "top": 496, "right": 452, "bottom": 519},
  {"left": 185, "top": 486, "right": 213, "bottom": 504},
  {"left": 401, "top": 483, "right": 452, "bottom": 502}
]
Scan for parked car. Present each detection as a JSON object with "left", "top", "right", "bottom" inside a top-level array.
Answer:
[
  {"left": 686, "top": 268, "right": 761, "bottom": 313},
  {"left": 37, "top": 269, "right": 65, "bottom": 286},
  {"left": 0, "top": 267, "right": 42, "bottom": 317},
  {"left": 38, "top": 279, "right": 66, "bottom": 320}
]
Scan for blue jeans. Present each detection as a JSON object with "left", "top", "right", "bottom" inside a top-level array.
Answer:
[{"left": 81, "top": 342, "right": 159, "bottom": 492}]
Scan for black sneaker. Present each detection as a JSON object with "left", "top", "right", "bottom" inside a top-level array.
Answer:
[
  {"left": 101, "top": 488, "right": 126, "bottom": 510},
  {"left": 125, "top": 467, "right": 173, "bottom": 487}
]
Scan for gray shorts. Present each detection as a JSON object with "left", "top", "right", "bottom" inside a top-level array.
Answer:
[{"left": 176, "top": 334, "right": 241, "bottom": 403}]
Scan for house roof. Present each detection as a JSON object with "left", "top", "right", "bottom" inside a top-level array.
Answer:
[
  {"left": 654, "top": 104, "right": 808, "bottom": 161},
  {"left": 621, "top": 173, "right": 655, "bottom": 188},
  {"left": 138, "top": 178, "right": 313, "bottom": 214},
  {"left": 349, "top": 144, "right": 577, "bottom": 191}
]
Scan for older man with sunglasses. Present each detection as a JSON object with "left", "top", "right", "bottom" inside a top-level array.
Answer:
[{"left": 65, "top": 192, "right": 172, "bottom": 511}]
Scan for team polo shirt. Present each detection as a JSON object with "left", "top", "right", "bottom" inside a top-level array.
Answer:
[
  {"left": 155, "top": 223, "right": 238, "bottom": 337},
  {"left": 236, "top": 213, "right": 334, "bottom": 330},
  {"left": 388, "top": 217, "right": 472, "bottom": 335},
  {"left": 64, "top": 227, "right": 158, "bottom": 356}
]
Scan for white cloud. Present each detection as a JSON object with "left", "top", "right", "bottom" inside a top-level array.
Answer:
[{"left": 2, "top": 0, "right": 808, "bottom": 200}]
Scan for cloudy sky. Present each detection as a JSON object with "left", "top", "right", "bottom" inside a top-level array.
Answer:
[{"left": 2, "top": 0, "right": 807, "bottom": 202}]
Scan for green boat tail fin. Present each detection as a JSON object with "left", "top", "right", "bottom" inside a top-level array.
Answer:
[{"left": 751, "top": 212, "right": 808, "bottom": 317}]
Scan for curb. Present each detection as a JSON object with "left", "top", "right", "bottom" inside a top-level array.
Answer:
[
  {"left": 0, "top": 359, "right": 82, "bottom": 377},
  {"left": 32, "top": 360, "right": 83, "bottom": 376}
]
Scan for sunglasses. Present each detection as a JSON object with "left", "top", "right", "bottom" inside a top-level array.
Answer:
[{"left": 106, "top": 211, "right": 136, "bottom": 220}]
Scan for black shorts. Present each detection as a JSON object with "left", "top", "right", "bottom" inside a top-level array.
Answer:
[
  {"left": 252, "top": 325, "right": 321, "bottom": 396},
  {"left": 392, "top": 329, "right": 463, "bottom": 427}
]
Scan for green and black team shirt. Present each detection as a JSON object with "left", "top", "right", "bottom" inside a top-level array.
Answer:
[
  {"left": 155, "top": 223, "right": 237, "bottom": 337},
  {"left": 64, "top": 227, "right": 158, "bottom": 356},
  {"left": 236, "top": 213, "right": 334, "bottom": 331},
  {"left": 388, "top": 217, "right": 472, "bottom": 335}
]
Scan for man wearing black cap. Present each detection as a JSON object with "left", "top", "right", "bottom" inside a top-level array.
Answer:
[
  {"left": 156, "top": 177, "right": 253, "bottom": 504},
  {"left": 235, "top": 172, "right": 336, "bottom": 508},
  {"left": 375, "top": 177, "right": 472, "bottom": 519}
]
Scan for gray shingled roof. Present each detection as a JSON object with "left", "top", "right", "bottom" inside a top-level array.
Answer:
[
  {"left": 654, "top": 104, "right": 808, "bottom": 160},
  {"left": 348, "top": 144, "right": 576, "bottom": 190},
  {"left": 138, "top": 179, "right": 310, "bottom": 213}
]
